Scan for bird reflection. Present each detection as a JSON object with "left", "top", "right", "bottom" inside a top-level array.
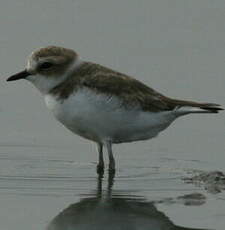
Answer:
[{"left": 47, "top": 173, "right": 206, "bottom": 230}]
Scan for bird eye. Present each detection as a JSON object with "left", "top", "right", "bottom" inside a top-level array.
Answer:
[{"left": 39, "top": 62, "right": 54, "bottom": 69}]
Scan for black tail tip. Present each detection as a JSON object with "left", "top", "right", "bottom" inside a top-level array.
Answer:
[{"left": 201, "top": 104, "right": 224, "bottom": 113}]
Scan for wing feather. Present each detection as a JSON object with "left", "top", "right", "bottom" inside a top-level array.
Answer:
[
  {"left": 78, "top": 63, "right": 171, "bottom": 112},
  {"left": 51, "top": 62, "right": 223, "bottom": 113}
]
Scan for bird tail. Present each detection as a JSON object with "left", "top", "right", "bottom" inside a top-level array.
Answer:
[{"left": 167, "top": 98, "right": 223, "bottom": 116}]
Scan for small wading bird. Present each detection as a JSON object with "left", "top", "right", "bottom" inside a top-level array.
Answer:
[{"left": 7, "top": 46, "right": 223, "bottom": 174}]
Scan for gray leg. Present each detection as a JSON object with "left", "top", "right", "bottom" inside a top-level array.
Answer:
[
  {"left": 96, "top": 143, "right": 104, "bottom": 175},
  {"left": 104, "top": 140, "right": 115, "bottom": 173}
]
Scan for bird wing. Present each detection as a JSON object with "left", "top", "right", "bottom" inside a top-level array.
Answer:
[
  {"left": 78, "top": 62, "right": 172, "bottom": 112},
  {"left": 51, "top": 62, "right": 222, "bottom": 113}
]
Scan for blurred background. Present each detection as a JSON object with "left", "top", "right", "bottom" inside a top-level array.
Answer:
[{"left": 1, "top": 0, "right": 224, "bottom": 164}]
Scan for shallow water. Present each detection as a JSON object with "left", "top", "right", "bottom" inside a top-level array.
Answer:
[
  {"left": 0, "top": 144, "right": 225, "bottom": 230},
  {"left": 1, "top": 0, "right": 225, "bottom": 229}
]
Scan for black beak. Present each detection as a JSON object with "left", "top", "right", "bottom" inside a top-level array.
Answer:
[{"left": 7, "top": 70, "right": 31, "bottom": 82}]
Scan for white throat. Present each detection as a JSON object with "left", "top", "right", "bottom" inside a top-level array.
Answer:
[{"left": 26, "top": 57, "right": 83, "bottom": 95}]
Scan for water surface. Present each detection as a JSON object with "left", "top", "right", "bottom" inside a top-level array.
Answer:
[{"left": 1, "top": 0, "right": 225, "bottom": 229}]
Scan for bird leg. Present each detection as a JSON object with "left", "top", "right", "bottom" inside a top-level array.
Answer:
[
  {"left": 104, "top": 140, "right": 115, "bottom": 173},
  {"left": 96, "top": 143, "right": 104, "bottom": 175}
]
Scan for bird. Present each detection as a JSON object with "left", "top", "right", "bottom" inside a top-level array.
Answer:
[{"left": 7, "top": 46, "right": 223, "bottom": 174}]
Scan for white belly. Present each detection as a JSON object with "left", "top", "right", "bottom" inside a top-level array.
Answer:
[{"left": 45, "top": 88, "right": 176, "bottom": 143}]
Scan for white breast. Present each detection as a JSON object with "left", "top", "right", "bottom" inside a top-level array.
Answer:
[{"left": 45, "top": 88, "right": 177, "bottom": 143}]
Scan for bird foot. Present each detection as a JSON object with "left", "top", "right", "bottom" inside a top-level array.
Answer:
[
  {"left": 97, "top": 164, "right": 104, "bottom": 175},
  {"left": 108, "top": 167, "right": 116, "bottom": 175}
]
